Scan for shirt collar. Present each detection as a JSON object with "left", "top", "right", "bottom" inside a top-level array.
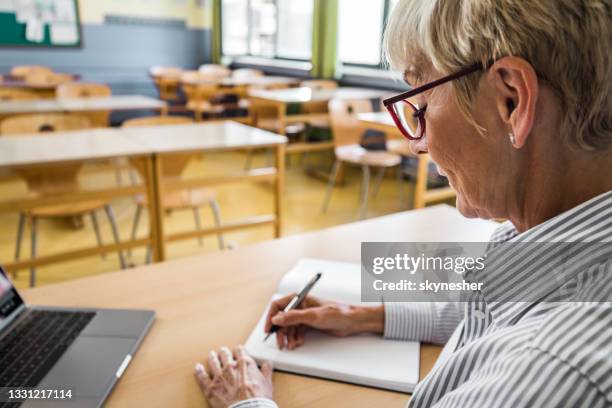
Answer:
[{"left": 473, "top": 190, "right": 612, "bottom": 325}]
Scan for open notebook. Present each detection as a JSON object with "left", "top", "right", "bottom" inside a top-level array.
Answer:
[{"left": 245, "top": 258, "right": 420, "bottom": 393}]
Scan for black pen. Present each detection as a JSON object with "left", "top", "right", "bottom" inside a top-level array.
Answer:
[{"left": 264, "top": 272, "right": 323, "bottom": 342}]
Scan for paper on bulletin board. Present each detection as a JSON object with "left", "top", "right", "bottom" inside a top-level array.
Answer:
[
  {"left": 50, "top": 23, "right": 78, "bottom": 44},
  {"left": 54, "top": 0, "right": 77, "bottom": 23},
  {"left": 15, "top": 0, "right": 37, "bottom": 23},
  {"left": 25, "top": 19, "right": 45, "bottom": 42},
  {"left": 0, "top": 0, "right": 15, "bottom": 13}
]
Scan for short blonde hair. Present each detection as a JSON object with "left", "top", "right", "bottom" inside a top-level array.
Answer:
[{"left": 384, "top": 0, "right": 612, "bottom": 150}]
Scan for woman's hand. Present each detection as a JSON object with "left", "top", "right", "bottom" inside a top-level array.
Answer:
[
  {"left": 265, "top": 295, "right": 384, "bottom": 350},
  {"left": 194, "top": 345, "right": 273, "bottom": 408}
]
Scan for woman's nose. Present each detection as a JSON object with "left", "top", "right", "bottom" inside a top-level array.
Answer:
[{"left": 409, "top": 136, "right": 429, "bottom": 155}]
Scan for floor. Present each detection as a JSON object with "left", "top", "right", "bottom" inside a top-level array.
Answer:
[{"left": 0, "top": 150, "right": 450, "bottom": 290}]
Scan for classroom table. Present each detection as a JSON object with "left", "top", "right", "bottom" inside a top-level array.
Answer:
[
  {"left": 0, "top": 75, "right": 81, "bottom": 98},
  {"left": 0, "top": 95, "right": 168, "bottom": 116},
  {"left": 181, "top": 75, "right": 299, "bottom": 89},
  {"left": 0, "top": 121, "right": 287, "bottom": 274},
  {"left": 358, "top": 112, "right": 457, "bottom": 209},
  {"left": 20, "top": 204, "right": 500, "bottom": 407},
  {"left": 248, "top": 87, "right": 388, "bottom": 137},
  {"left": 122, "top": 122, "right": 287, "bottom": 259}
]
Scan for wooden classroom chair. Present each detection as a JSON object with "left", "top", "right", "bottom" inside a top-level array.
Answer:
[
  {"left": 181, "top": 71, "right": 226, "bottom": 121},
  {"left": 197, "top": 64, "right": 231, "bottom": 79},
  {"left": 10, "top": 65, "right": 53, "bottom": 79},
  {"left": 24, "top": 72, "right": 74, "bottom": 88},
  {"left": 322, "top": 99, "right": 403, "bottom": 219},
  {"left": 232, "top": 68, "right": 264, "bottom": 80},
  {"left": 56, "top": 82, "right": 112, "bottom": 127},
  {"left": 299, "top": 80, "right": 339, "bottom": 129},
  {"left": 122, "top": 116, "right": 225, "bottom": 262},
  {"left": 150, "top": 67, "right": 184, "bottom": 104},
  {"left": 0, "top": 113, "right": 127, "bottom": 287},
  {"left": 0, "top": 88, "right": 39, "bottom": 101}
]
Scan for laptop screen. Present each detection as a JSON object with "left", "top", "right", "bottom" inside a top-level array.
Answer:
[{"left": 0, "top": 267, "right": 25, "bottom": 332}]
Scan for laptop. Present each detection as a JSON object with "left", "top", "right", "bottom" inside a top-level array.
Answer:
[{"left": 0, "top": 266, "right": 155, "bottom": 408}]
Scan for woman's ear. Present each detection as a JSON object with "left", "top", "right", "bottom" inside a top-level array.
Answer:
[{"left": 489, "top": 57, "right": 539, "bottom": 148}]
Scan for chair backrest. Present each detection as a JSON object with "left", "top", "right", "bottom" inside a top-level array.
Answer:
[
  {"left": 0, "top": 113, "right": 92, "bottom": 135},
  {"left": 328, "top": 99, "right": 374, "bottom": 147},
  {"left": 122, "top": 116, "right": 195, "bottom": 179},
  {"left": 122, "top": 116, "right": 193, "bottom": 128},
  {"left": 24, "top": 72, "right": 74, "bottom": 87},
  {"left": 154, "top": 75, "right": 182, "bottom": 102},
  {"left": 181, "top": 72, "right": 221, "bottom": 105},
  {"left": 56, "top": 82, "right": 111, "bottom": 99},
  {"left": 56, "top": 83, "right": 112, "bottom": 127},
  {"left": 0, "top": 114, "right": 92, "bottom": 194},
  {"left": 232, "top": 68, "right": 264, "bottom": 80},
  {"left": 0, "top": 88, "right": 39, "bottom": 101},
  {"left": 198, "top": 64, "right": 231, "bottom": 79},
  {"left": 149, "top": 66, "right": 183, "bottom": 78},
  {"left": 300, "top": 80, "right": 338, "bottom": 116},
  {"left": 11, "top": 65, "right": 53, "bottom": 79},
  {"left": 301, "top": 80, "right": 338, "bottom": 91}
]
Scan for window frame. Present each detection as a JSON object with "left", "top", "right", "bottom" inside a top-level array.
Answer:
[{"left": 220, "top": 0, "right": 314, "bottom": 63}]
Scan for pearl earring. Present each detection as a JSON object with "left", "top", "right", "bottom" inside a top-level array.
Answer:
[{"left": 509, "top": 133, "right": 516, "bottom": 145}]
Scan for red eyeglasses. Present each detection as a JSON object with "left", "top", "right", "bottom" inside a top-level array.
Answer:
[{"left": 382, "top": 61, "right": 491, "bottom": 140}]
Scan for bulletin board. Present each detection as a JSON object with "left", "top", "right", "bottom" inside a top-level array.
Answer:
[{"left": 0, "top": 0, "right": 81, "bottom": 48}]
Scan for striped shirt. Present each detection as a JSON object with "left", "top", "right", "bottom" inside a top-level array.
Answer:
[{"left": 236, "top": 190, "right": 612, "bottom": 408}]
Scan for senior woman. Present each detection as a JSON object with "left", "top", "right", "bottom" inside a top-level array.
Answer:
[{"left": 195, "top": 0, "right": 612, "bottom": 407}]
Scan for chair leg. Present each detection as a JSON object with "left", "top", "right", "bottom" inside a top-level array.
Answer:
[
  {"left": 360, "top": 165, "right": 371, "bottom": 220},
  {"left": 90, "top": 211, "right": 106, "bottom": 260},
  {"left": 372, "top": 167, "right": 386, "bottom": 200},
  {"left": 321, "top": 160, "right": 342, "bottom": 214},
  {"left": 128, "top": 205, "right": 143, "bottom": 258},
  {"left": 210, "top": 200, "right": 225, "bottom": 250},
  {"left": 397, "top": 164, "right": 405, "bottom": 208},
  {"left": 14, "top": 213, "right": 26, "bottom": 279},
  {"left": 193, "top": 207, "right": 204, "bottom": 246},
  {"left": 30, "top": 216, "right": 38, "bottom": 288},
  {"left": 244, "top": 149, "right": 255, "bottom": 170},
  {"left": 265, "top": 149, "right": 274, "bottom": 167},
  {"left": 145, "top": 246, "right": 153, "bottom": 265},
  {"left": 128, "top": 168, "right": 138, "bottom": 186},
  {"left": 104, "top": 205, "right": 127, "bottom": 270},
  {"left": 114, "top": 161, "right": 123, "bottom": 186}
]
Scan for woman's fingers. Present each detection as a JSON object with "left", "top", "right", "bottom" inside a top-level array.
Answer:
[
  {"left": 207, "top": 350, "right": 222, "bottom": 377},
  {"left": 261, "top": 361, "right": 274, "bottom": 382},
  {"left": 264, "top": 294, "right": 296, "bottom": 332},
  {"left": 194, "top": 362, "right": 210, "bottom": 392},
  {"left": 218, "top": 346, "right": 235, "bottom": 368},
  {"left": 286, "top": 326, "right": 297, "bottom": 350}
]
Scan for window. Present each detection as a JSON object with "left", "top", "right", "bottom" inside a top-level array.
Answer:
[
  {"left": 338, "top": 0, "right": 398, "bottom": 67},
  {"left": 221, "top": 0, "right": 314, "bottom": 61}
]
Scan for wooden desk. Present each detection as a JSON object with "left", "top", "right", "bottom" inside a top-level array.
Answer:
[
  {"left": 248, "top": 87, "right": 388, "bottom": 137},
  {"left": 0, "top": 122, "right": 287, "bottom": 273},
  {"left": 180, "top": 76, "right": 299, "bottom": 89},
  {"left": 0, "top": 75, "right": 81, "bottom": 98},
  {"left": 0, "top": 129, "right": 156, "bottom": 273},
  {"left": 358, "top": 112, "right": 457, "bottom": 209},
  {"left": 21, "top": 205, "right": 499, "bottom": 407},
  {"left": 0, "top": 95, "right": 168, "bottom": 116},
  {"left": 122, "top": 122, "right": 287, "bottom": 260}
]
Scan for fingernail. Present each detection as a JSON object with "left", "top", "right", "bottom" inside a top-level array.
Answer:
[{"left": 195, "top": 363, "right": 204, "bottom": 373}]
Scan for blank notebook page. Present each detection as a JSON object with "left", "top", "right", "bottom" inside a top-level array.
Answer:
[{"left": 245, "top": 258, "right": 420, "bottom": 393}]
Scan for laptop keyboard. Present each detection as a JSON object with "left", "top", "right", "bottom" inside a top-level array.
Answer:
[{"left": 0, "top": 309, "right": 95, "bottom": 405}]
